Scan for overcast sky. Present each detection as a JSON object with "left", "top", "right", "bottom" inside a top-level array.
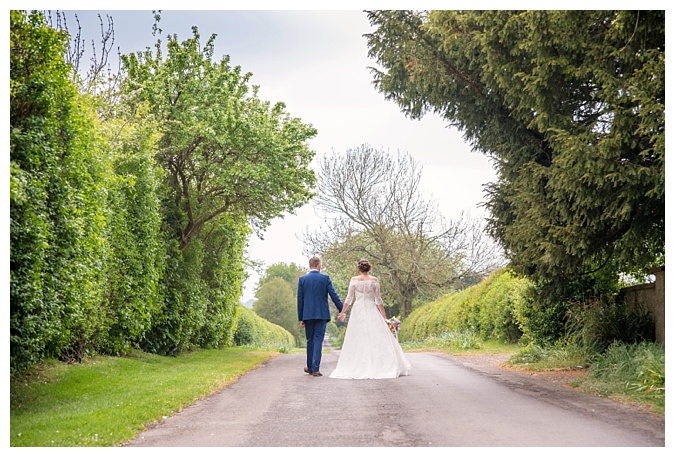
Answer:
[{"left": 9, "top": 1, "right": 667, "bottom": 303}]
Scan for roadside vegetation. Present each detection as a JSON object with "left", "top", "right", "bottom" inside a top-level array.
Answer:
[
  {"left": 363, "top": 10, "right": 664, "bottom": 416},
  {"left": 10, "top": 10, "right": 315, "bottom": 376},
  {"left": 233, "top": 305, "right": 296, "bottom": 352},
  {"left": 394, "top": 268, "right": 665, "bottom": 416},
  {"left": 570, "top": 342, "right": 665, "bottom": 415}
]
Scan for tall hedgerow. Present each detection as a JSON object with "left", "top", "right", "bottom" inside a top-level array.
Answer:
[
  {"left": 98, "top": 103, "right": 166, "bottom": 355},
  {"left": 400, "top": 268, "right": 530, "bottom": 343},
  {"left": 10, "top": 10, "right": 108, "bottom": 371},
  {"left": 10, "top": 11, "right": 314, "bottom": 373}
]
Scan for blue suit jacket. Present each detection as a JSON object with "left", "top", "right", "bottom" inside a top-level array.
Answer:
[{"left": 297, "top": 270, "right": 343, "bottom": 322}]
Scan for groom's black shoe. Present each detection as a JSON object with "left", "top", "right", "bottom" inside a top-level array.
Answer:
[
  {"left": 311, "top": 371, "right": 323, "bottom": 377},
  {"left": 304, "top": 367, "right": 310, "bottom": 374}
]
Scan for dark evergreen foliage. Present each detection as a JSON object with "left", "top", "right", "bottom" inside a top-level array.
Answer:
[{"left": 366, "top": 10, "right": 664, "bottom": 336}]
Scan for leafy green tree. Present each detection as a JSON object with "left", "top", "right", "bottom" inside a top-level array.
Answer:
[
  {"left": 121, "top": 23, "right": 317, "bottom": 250},
  {"left": 117, "top": 19, "right": 316, "bottom": 354},
  {"left": 10, "top": 10, "right": 109, "bottom": 371},
  {"left": 365, "top": 11, "right": 664, "bottom": 311},
  {"left": 255, "top": 262, "right": 305, "bottom": 296},
  {"left": 253, "top": 277, "right": 303, "bottom": 343}
]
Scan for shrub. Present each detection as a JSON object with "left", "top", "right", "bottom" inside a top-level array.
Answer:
[
  {"left": 400, "top": 268, "right": 528, "bottom": 344},
  {"left": 511, "top": 290, "right": 568, "bottom": 346},
  {"left": 233, "top": 305, "right": 295, "bottom": 352},
  {"left": 10, "top": 11, "right": 108, "bottom": 372},
  {"left": 99, "top": 111, "right": 165, "bottom": 355},
  {"left": 564, "top": 296, "right": 655, "bottom": 352}
]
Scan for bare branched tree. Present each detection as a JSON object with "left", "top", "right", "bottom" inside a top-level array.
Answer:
[
  {"left": 47, "top": 10, "right": 122, "bottom": 103},
  {"left": 304, "top": 144, "right": 504, "bottom": 316}
]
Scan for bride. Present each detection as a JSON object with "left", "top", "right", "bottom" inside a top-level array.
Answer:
[{"left": 330, "top": 259, "right": 411, "bottom": 379}]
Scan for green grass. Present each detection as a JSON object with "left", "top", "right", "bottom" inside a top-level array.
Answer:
[
  {"left": 505, "top": 342, "right": 591, "bottom": 371},
  {"left": 505, "top": 340, "right": 665, "bottom": 416},
  {"left": 10, "top": 348, "right": 276, "bottom": 447},
  {"left": 569, "top": 341, "right": 665, "bottom": 415},
  {"left": 402, "top": 334, "right": 519, "bottom": 356}
]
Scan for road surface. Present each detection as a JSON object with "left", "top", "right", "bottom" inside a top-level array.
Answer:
[{"left": 127, "top": 347, "right": 664, "bottom": 447}]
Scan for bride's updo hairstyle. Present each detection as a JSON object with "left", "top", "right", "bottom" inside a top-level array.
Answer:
[{"left": 357, "top": 259, "right": 372, "bottom": 273}]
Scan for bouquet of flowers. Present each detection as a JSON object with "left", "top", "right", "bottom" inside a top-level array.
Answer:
[{"left": 387, "top": 316, "right": 401, "bottom": 339}]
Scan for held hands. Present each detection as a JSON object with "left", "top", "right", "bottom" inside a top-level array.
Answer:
[{"left": 338, "top": 312, "right": 346, "bottom": 322}]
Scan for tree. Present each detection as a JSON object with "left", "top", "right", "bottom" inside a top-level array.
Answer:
[
  {"left": 255, "top": 262, "right": 305, "bottom": 296},
  {"left": 117, "top": 18, "right": 317, "bottom": 354},
  {"left": 121, "top": 23, "right": 317, "bottom": 251},
  {"left": 304, "top": 144, "right": 504, "bottom": 316},
  {"left": 46, "top": 10, "right": 120, "bottom": 96},
  {"left": 253, "top": 277, "right": 303, "bottom": 343},
  {"left": 253, "top": 263, "right": 306, "bottom": 342},
  {"left": 365, "top": 11, "right": 665, "bottom": 304}
]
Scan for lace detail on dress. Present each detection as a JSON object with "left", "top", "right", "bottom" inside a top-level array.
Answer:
[{"left": 344, "top": 279, "right": 383, "bottom": 306}]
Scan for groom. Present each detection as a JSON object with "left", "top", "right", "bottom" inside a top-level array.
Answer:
[{"left": 297, "top": 256, "right": 343, "bottom": 377}]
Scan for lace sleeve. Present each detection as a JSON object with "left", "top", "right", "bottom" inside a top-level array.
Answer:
[
  {"left": 373, "top": 280, "right": 383, "bottom": 306},
  {"left": 344, "top": 280, "right": 355, "bottom": 306}
]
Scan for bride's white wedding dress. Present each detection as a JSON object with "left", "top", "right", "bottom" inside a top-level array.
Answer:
[{"left": 330, "top": 278, "right": 411, "bottom": 379}]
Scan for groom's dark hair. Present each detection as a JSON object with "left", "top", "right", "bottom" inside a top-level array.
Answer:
[{"left": 309, "top": 256, "right": 321, "bottom": 269}]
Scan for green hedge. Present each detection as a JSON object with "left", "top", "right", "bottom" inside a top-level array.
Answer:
[
  {"left": 233, "top": 305, "right": 295, "bottom": 352},
  {"left": 10, "top": 11, "right": 109, "bottom": 370},
  {"left": 10, "top": 11, "right": 254, "bottom": 373},
  {"left": 99, "top": 111, "right": 165, "bottom": 355},
  {"left": 400, "top": 268, "right": 530, "bottom": 343}
]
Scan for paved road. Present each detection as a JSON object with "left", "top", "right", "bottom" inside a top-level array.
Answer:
[{"left": 127, "top": 347, "right": 664, "bottom": 447}]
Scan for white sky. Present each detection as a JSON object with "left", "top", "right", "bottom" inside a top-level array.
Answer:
[{"left": 6, "top": 1, "right": 670, "bottom": 304}]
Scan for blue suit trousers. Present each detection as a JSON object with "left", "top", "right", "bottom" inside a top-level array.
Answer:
[{"left": 304, "top": 319, "right": 327, "bottom": 373}]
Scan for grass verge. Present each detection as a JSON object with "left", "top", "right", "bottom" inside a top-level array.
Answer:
[
  {"left": 568, "top": 341, "right": 665, "bottom": 415},
  {"left": 10, "top": 348, "right": 276, "bottom": 447},
  {"left": 401, "top": 332, "right": 519, "bottom": 355},
  {"left": 505, "top": 340, "right": 665, "bottom": 416}
]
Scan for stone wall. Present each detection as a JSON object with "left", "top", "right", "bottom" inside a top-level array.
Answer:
[{"left": 620, "top": 266, "right": 665, "bottom": 344}]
